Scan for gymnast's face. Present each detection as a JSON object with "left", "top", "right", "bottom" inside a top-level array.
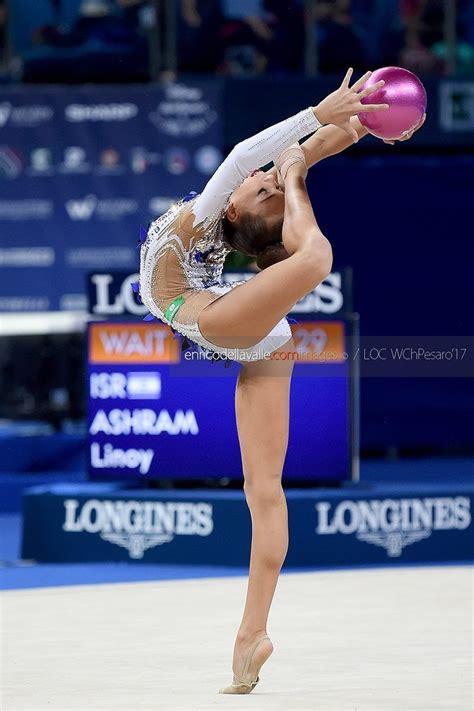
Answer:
[{"left": 226, "top": 169, "right": 285, "bottom": 224}]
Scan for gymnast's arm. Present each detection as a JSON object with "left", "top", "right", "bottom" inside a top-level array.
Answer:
[
  {"left": 190, "top": 106, "right": 322, "bottom": 228},
  {"left": 277, "top": 110, "right": 426, "bottom": 171},
  {"left": 265, "top": 116, "right": 368, "bottom": 180},
  {"left": 190, "top": 68, "right": 388, "bottom": 229},
  {"left": 281, "top": 161, "right": 333, "bottom": 280},
  {"left": 301, "top": 116, "right": 368, "bottom": 165}
]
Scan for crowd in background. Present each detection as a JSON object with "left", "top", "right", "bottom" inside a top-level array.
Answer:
[
  {"left": 0, "top": 0, "right": 473, "bottom": 81},
  {"left": 0, "top": 0, "right": 6, "bottom": 71}
]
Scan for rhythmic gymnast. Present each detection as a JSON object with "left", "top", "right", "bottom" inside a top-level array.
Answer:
[{"left": 137, "top": 68, "right": 425, "bottom": 694}]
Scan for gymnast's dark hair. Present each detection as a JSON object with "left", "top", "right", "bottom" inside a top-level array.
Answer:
[{"left": 222, "top": 211, "right": 290, "bottom": 270}]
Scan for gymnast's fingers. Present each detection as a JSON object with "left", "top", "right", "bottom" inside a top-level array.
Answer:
[
  {"left": 350, "top": 70, "right": 372, "bottom": 93},
  {"left": 340, "top": 67, "right": 354, "bottom": 89},
  {"left": 358, "top": 102, "right": 390, "bottom": 112},
  {"left": 357, "top": 80, "right": 385, "bottom": 100}
]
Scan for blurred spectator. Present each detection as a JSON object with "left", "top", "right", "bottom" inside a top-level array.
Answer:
[
  {"left": 263, "top": 0, "right": 305, "bottom": 73},
  {"left": 34, "top": 0, "right": 147, "bottom": 51},
  {"left": 431, "top": 37, "right": 474, "bottom": 75},
  {"left": 402, "top": 0, "right": 444, "bottom": 46},
  {"left": 462, "top": 0, "right": 474, "bottom": 46},
  {"left": 220, "top": 0, "right": 273, "bottom": 74},
  {"left": 219, "top": 0, "right": 304, "bottom": 75},
  {"left": 25, "top": 0, "right": 150, "bottom": 82},
  {"left": 0, "top": 0, "right": 6, "bottom": 70},
  {"left": 8, "top": 0, "right": 471, "bottom": 81},
  {"left": 400, "top": 0, "right": 474, "bottom": 75},
  {"left": 399, "top": 0, "right": 444, "bottom": 73},
  {"left": 178, "top": 1, "right": 223, "bottom": 73},
  {"left": 431, "top": 0, "right": 474, "bottom": 75},
  {"left": 311, "top": 0, "right": 370, "bottom": 73},
  {"left": 351, "top": 0, "right": 403, "bottom": 66}
]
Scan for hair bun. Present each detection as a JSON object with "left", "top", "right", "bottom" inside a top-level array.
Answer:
[{"left": 256, "top": 243, "right": 290, "bottom": 270}]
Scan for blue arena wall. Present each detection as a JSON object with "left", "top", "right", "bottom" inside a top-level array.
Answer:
[{"left": 21, "top": 479, "right": 474, "bottom": 568}]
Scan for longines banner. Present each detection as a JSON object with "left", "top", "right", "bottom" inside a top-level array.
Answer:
[
  {"left": 0, "top": 82, "right": 223, "bottom": 312},
  {"left": 87, "top": 268, "right": 353, "bottom": 317},
  {"left": 22, "top": 482, "right": 474, "bottom": 566}
]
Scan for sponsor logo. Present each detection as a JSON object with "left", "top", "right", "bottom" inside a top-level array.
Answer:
[
  {"left": 65, "top": 103, "right": 139, "bottom": 122},
  {"left": 221, "top": 271, "right": 345, "bottom": 315},
  {"left": 89, "top": 323, "right": 180, "bottom": 364},
  {"left": 130, "top": 147, "right": 160, "bottom": 174},
  {"left": 63, "top": 498, "right": 214, "bottom": 558},
  {"left": 149, "top": 83, "right": 218, "bottom": 137},
  {"left": 163, "top": 147, "right": 190, "bottom": 175},
  {"left": 65, "top": 195, "right": 138, "bottom": 220},
  {"left": 59, "top": 146, "right": 90, "bottom": 174},
  {"left": 0, "top": 146, "right": 23, "bottom": 179},
  {"left": 89, "top": 408, "right": 199, "bottom": 436},
  {"left": 0, "top": 296, "right": 50, "bottom": 311},
  {"left": 60, "top": 293, "right": 88, "bottom": 311},
  {"left": 0, "top": 200, "right": 53, "bottom": 220},
  {"left": 66, "top": 194, "right": 97, "bottom": 220},
  {"left": 194, "top": 145, "right": 222, "bottom": 175},
  {"left": 93, "top": 197, "right": 137, "bottom": 220},
  {"left": 440, "top": 81, "right": 474, "bottom": 132},
  {"left": 96, "top": 148, "right": 125, "bottom": 175},
  {"left": 0, "top": 247, "right": 55, "bottom": 267},
  {"left": 28, "top": 148, "right": 54, "bottom": 176},
  {"left": 316, "top": 497, "right": 471, "bottom": 557},
  {"left": 89, "top": 272, "right": 146, "bottom": 313},
  {"left": 0, "top": 103, "right": 53, "bottom": 127},
  {"left": 90, "top": 371, "right": 162, "bottom": 400},
  {"left": 148, "top": 196, "right": 178, "bottom": 215},
  {"left": 0, "top": 103, "right": 11, "bottom": 127},
  {"left": 67, "top": 249, "right": 135, "bottom": 269},
  {"left": 295, "top": 272, "right": 344, "bottom": 315}
]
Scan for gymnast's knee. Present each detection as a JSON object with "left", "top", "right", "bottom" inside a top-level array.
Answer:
[{"left": 243, "top": 476, "right": 284, "bottom": 508}]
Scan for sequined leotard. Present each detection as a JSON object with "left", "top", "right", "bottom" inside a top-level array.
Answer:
[{"left": 138, "top": 106, "right": 321, "bottom": 360}]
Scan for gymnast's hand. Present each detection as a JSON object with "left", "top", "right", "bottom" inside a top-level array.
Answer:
[
  {"left": 382, "top": 113, "right": 427, "bottom": 145},
  {"left": 314, "top": 68, "right": 389, "bottom": 143}
]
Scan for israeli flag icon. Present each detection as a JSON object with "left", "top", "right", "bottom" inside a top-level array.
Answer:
[{"left": 126, "top": 372, "right": 162, "bottom": 399}]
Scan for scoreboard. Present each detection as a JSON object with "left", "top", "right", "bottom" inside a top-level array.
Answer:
[{"left": 87, "top": 317, "right": 357, "bottom": 483}]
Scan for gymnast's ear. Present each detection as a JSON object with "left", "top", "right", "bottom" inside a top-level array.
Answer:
[{"left": 225, "top": 201, "right": 239, "bottom": 223}]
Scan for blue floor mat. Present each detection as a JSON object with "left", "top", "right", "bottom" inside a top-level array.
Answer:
[{"left": 0, "top": 560, "right": 251, "bottom": 591}]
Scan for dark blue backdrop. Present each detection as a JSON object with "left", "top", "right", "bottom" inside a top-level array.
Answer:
[{"left": 305, "top": 154, "right": 474, "bottom": 451}]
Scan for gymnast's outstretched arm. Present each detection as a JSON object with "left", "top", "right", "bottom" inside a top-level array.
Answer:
[
  {"left": 263, "top": 117, "right": 367, "bottom": 181},
  {"left": 191, "top": 68, "right": 388, "bottom": 228},
  {"left": 287, "top": 110, "right": 427, "bottom": 170},
  {"left": 191, "top": 106, "right": 322, "bottom": 228}
]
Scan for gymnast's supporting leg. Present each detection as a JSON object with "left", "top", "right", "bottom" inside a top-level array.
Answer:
[{"left": 230, "top": 341, "right": 295, "bottom": 683}]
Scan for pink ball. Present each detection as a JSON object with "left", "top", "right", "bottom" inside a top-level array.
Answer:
[{"left": 358, "top": 66, "right": 427, "bottom": 140}]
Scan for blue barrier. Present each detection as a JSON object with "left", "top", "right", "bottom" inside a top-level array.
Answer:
[
  {"left": 22, "top": 480, "right": 474, "bottom": 567},
  {"left": 0, "top": 433, "right": 86, "bottom": 472}
]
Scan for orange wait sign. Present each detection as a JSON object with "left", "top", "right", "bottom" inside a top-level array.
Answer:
[{"left": 89, "top": 322, "right": 181, "bottom": 364}]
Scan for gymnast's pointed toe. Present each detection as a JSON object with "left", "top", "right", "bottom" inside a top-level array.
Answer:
[{"left": 218, "top": 634, "right": 273, "bottom": 695}]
